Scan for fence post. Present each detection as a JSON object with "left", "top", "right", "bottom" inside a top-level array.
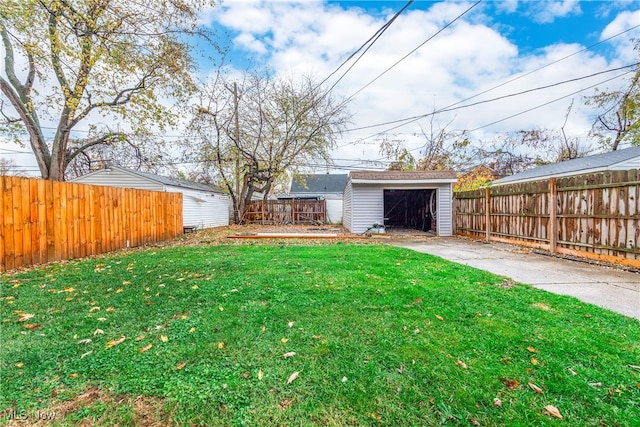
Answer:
[
  {"left": 484, "top": 187, "right": 491, "bottom": 242},
  {"left": 548, "top": 177, "right": 557, "bottom": 253},
  {"left": 292, "top": 199, "right": 295, "bottom": 225}
]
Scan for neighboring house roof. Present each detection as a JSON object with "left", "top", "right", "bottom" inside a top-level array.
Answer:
[
  {"left": 290, "top": 174, "right": 348, "bottom": 194},
  {"left": 80, "top": 165, "right": 223, "bottom": 194},
  {"left": 349, "top": 170, "right": 457, "bottom": 183},
  {"left": 495, "top": 146, "right": 640, "bottom": 185}
]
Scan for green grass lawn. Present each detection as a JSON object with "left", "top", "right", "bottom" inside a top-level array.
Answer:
[{"left": 1, "top": 243, "right": 639, "bottom": 426}]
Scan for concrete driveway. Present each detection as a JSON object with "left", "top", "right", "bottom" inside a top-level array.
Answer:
[{"left": 387, "top": 237, "right": 640, "bottom": 321}]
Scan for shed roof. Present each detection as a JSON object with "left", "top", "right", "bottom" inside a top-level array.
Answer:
[
  {"left": 89, "top": 166, "right": 223, "bottom": 193},
  {"left": 349, "top": 170, "right": 457, "bottom": 181},
  {"left": 495, "top": 146, "right": 640, "bottom": 185},
  {"left": 290, "top": 174, "right": 348, "bottom": 194}
]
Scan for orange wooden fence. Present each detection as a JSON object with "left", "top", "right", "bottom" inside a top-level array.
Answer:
[
  {"left": 454, "top": 169, "right": 640, "bottom": 268},
  {"left": 1, "top": 176, "right": 183, "bottom": 271}
]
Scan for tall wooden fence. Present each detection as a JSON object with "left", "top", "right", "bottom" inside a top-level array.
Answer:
[
  {"left": 1, "top": 176, "right": 183, "bottom": 271},
  {"left": 244, "top": 199, "right": 326, "bottom": 224},
  {"left": 454, "top": 169, "right": 639, "bottom": 268}
]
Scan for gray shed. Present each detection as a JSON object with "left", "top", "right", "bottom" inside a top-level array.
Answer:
[
  {"left": 343, "top": 170, "right": 457, "bottom": 235},
  {"left": 495, "top": 146, "right": 640, "bottom": 185},
  {"left": 72, "top": 166, "right": 231, "bottom": 230}
]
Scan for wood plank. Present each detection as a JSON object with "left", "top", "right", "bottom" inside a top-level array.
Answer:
[
  {"left": 1, "top": 176, "right": 13, "bottom": 271},
  {"left": 11, "top": 177, "right": 24, "bottom": 269},
  {"left": 71, "top": 183, "right": 81, "bottom": 259},
  {"left": 20, "top": 178, "right": 32, "bottom": 267}
]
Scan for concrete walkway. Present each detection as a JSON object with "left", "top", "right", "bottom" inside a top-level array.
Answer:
[{"left": 387, "top": 237, "right": 640, "bottom": 321}]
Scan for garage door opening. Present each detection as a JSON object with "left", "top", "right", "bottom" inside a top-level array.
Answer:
[{"left": 383, "top": 189, "right": 437, "bottom": 233}]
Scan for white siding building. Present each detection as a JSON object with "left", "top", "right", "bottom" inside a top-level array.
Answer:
[
  {"left": 343, "top": 171, "right": 457, "bottom": 236},
  {"left": 73, "top": 166, "right": 230, "bottom": 230}
]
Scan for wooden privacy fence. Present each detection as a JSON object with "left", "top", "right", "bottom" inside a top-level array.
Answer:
[
  {"left": 1, "top": 176, "right": 183, "bottom": 271},
  {"left": 244, "top": 199, "right": 326, "bottom": 224},
  {"left": 454, "top": 169, "right": 639, "bottom": 268}
]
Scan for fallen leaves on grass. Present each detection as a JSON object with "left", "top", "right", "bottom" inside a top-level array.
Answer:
[
  {"left": 217, "top": 342, "right": 225, "bottom": 349},
  {"left": 287, "top": 371, "right": 299, "bottom": 384},
  {"left": 435, "top": 314, "right": 444, "bottom": 321},
  {"left": 527, "top": 346, "right": 538, "bottom": 353},
  {"left": 493, "top": 398, "right": 502, "bottom": 407},
  {"left": 456, "top": 360, "right": 468, "bottom": 370},
  {"left": 78, "top": 339, "right": 92, "bottom": 345},
  {"left": 530, "top": 358, "right": 539, "bottom": 365},
  {"left": 80, "top": 351, "right": 93, "bottom": 359},
  {"left": 288, "top": 321, "right": 295, "bottom": 328},
  {"left": 279, "top": 397, "right": 295, "bottom": 409},
  {"left": 283, "top": 352, "right": 296, "bottom": 359},
  {"left": 628, "top": 364, "right": 640, "bottom": 371},
  {"left": 258, "top": 369, "right": 264, "bottom": 381},
  {"left": 528, "top": 382, "right": 544, "bottom": 394},
  {"left": 16, "top": 312, "right": 34, "bottom": 322},
  {"left": 23, "top": 323, "right": 41, "bottom": 331},
  {"left": 106, "top": 336, "right": 126, "bottom": 349},
  {"left": 15, "top": 362, "right": 23, "bottom": 368},
  {"left": 544, "top": 405, "right": 563, "bottom": 419},
  {"left": 159, "top": 335, "right": 169, "bottom": 342},
  {"left": 139, "top": 344, "right": 153, "bottom": 353},
  {"left": 500, "top": 378, "right": 519, "bottom": 390},
  {"left": 176, "top": 362, "right": 186, "bottom": 370},
  {"left": 281, "top": 338, "right": 289, "bottom": 343}
]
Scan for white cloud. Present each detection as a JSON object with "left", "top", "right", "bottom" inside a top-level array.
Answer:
[
  {"left": 528, "top": 0, "right": 582, "bottom": 24},
  {"left": 600, "top": 10, "right": 640, "bottom": 63}
]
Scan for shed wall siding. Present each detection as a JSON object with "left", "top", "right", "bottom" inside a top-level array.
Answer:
[
  {"left": 437, "top": 184, "right": 453, "bottom": 236},
  {"left": 342, "top": 180, "right": 352, "bottom": 230},
  {"left": 73, "top": 169, "right": 164, "bottom": 191},
  {"left": 165, "top": 186, "right": 230, "bottom": 229},
  {"left": 350, "top": 185, "right": 384, "bottom": 234}
]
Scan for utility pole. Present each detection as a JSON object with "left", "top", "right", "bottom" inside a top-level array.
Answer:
[{"left": 233, "top": 82, "right": 241, "bottom": 222}]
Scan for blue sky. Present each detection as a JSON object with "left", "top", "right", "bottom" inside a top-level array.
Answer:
[
  {"left": 2, "top": 0, "right": 640, "bottom": 175},
  {"left": 201, "top": 0, "right": 639, "bottom": 171}
]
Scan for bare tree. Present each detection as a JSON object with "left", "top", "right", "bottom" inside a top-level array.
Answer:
[
  {"left": 585, "top": 40, "right": 640, "bottom": 150},
  {"left": 189, "top": 72, "right": 350, "bottom": 223},
  {"left": 0, "top": 157, "right": 26, "bottom": 176}
]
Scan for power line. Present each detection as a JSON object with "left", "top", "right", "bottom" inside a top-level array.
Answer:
[
  {"left": 356, "top": 69, "right": 634, "bottom": 165},
  {"left": 344, "top": 0, "right": 482, "bottom": 104},
  {"left": 346, "top": 61, "right": 639, "bottom": 133},
  {"left": 318, "top": 0, "right": 414, "bottom": 92},
  {"left": 342, "top": 23, "right": 640, "bottom": 135}
]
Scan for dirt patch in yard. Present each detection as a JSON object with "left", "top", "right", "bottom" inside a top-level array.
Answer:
[
  {"left": 0, "top": 387, "right": 170, "bottom": 426},
  {"left": 163, "top": 224, "right": 376, "bottom": 247}
]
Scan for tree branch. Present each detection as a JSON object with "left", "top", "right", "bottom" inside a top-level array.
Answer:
[{"left": 65, "top": 132, "right": 126, "bottom": 164}]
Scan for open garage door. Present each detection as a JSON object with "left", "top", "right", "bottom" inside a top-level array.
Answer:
[{"left": 383, "top": 189, "right": 437, "bottom": 233}]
